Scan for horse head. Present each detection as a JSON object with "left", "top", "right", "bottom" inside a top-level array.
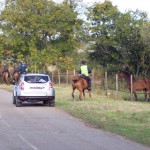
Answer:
[
  {"left": 118, "top": 70, "right": 131, "bottom": 79},
  {"left": 118, "top": 71, "right": 125, "bottom": 79}
]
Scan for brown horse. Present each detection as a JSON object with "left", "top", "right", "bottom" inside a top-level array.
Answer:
[
  {"left": 13, "top": 71, "right": 20, "bottom": 83},
  {"left": 72, "top": 75, "right": 92, "bottom": 100},
  {"left": 0, "top": 64, "right": 12, "bottom": 85},
  {"left": 1, "top": 71, "right": 11, "bottom": 85},
  {"left": 118, "top": 71, "right": 150, "bottom": 101}
]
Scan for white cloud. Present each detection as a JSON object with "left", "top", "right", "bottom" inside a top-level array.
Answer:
[
  {"left": 111, "top": 0, "right": 150, "bottom": 17},
  {"left": 53, "top": 0, "right": 150, "bottom": 18}
]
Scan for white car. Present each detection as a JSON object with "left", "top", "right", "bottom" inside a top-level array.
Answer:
[{"left": 13, "top": 73, "right": 55, "bottom": 107}]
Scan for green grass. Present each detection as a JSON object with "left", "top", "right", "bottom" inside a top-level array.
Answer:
[
  {"left": 55, "top": 85, "right": 150, "bottom": 147},
  {"left": 1, "top": 84, "right": 150, "bottom": 147}
]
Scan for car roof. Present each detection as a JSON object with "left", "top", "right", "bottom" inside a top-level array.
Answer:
[
  {"left": 26, "top": 73, "right": 48, "bottom": 75},
  {"left": 20, "top": 73, "right": 48, "bottom": 77}
]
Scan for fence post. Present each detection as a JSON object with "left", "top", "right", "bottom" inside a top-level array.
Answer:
[
  {"left": 58, "top": 70, "right": 60, "bottom": 85},
  {"left": 105, "top": 72, "right": 108, "bottom": 97},
  {"left": 92, "top": 69, "right": 94, "bottom": 91},
  {"left": 51, "top": 71, "right": 53, "bottom": 83},
  {"left": 116, "top": 74, "right": 118, "bottom": 99},
  {"left": 35, "top": 62, "right": 36, "bottom": 73},
  {"left": 43, "top": 67, "right": 45, "bottom": 74},
  {"left": 67, "top": 70, "right": 68, "bottom": 85},
  {"left": 130, "top": 75, "right": 133, "bottom": 100},
  {"left": 74, "top": 69, "right": 76, "bottom": 76}
]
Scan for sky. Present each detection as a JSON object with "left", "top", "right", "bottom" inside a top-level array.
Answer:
[
  {"left": 110, "top": 0, "right": 150, "bottom": 17},
  {"left": 53, "top": 0, "right": 150, "bottom": 18},
  {"left": 0, "top": 0, "right": 150, "bottom": 18}
]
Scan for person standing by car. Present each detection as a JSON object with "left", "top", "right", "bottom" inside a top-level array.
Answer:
[{"left": 79, "top": 61, "right": 92, "bottom": 90}]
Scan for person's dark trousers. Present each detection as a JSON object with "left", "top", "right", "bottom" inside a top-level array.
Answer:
[{"left": 87, "top": 76, "right": 91, "bottom": 90}]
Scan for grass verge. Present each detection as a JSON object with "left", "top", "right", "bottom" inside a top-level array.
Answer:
[
  {"left": 1, "top": 84, "right": 150, "bottom": 147},
  {"left": 55, "top": 85, "right": 150, "bottom": 147}
]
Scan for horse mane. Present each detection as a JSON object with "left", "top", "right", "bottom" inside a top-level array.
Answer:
[
  {"left": 122, "top": 71, "right": 131, "bottom": 76},
  {"left": 119, "top": 70, "right": 134, "bottom": 77},
  {"left": 119, "top": 70, "right": 128, "bottom": 74}
]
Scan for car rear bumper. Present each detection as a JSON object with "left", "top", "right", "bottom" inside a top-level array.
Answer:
[{"left": 17, "top": 96, "right": 55, "bottom": 101}]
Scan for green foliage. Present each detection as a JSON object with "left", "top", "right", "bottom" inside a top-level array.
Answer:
[
  {"left": 138, "top": 23, "right": 150, "bottom": 76},
  {"left": 140, "top": 23, "right": 150, "bottom": 47},
  {"left": 1, "top": 0, "right": 150, "bottom": 75},
  {"left": 0, "top": 0, "right": 82, "bottom": 69},
  {"left": 86, "top": 1, "right": 150, "bottom": 76}
]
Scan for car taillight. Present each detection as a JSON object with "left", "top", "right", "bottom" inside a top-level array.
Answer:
[
  {"left": 20, "top": 82, "right": 24, "bottom": 90},
  {"left": 49, "top": 83, "right": 53, "bottom": 89}
]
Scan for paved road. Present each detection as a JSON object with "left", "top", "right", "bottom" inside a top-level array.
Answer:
[{"left": 0, "top": 89, "right": 149, "bottom": 150}]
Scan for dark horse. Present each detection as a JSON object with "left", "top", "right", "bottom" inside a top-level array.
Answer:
[
  {"left": 72, "top": 75, "right": 92, "bottom": 100},
  {"left": 13, "top": 71, "right": 20, "bottom": 83},
  {"left": 118, "top": 71, "right": 150, "bottom": 101}
]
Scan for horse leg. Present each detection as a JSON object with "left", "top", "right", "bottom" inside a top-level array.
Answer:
[
  {"left": 6, "top": 74, "right": 10, "bottom": 85},
  {"left": 2, "top": 75, "right": 4, "bottom": 84},
  {"left": 7, "top": 77, "right": 10, "bottom": 85},
  {"left": 144, "top": 90, "right": 148, "bottom": 101},
  {"left": 8, "top": 78, "right": 10, "bottom": 85},
  {"left": 0, "top": 75, "right": 2, "bottom": 84},
  {"left": 145, "top": 90, "right": 150, "bottom": 102},
  {"left": 148, "top": 93, "right": 150, "bottom": 102},
  {"left": 83, "top": 90, "right": 85, "bottom": 97},
  {"left": 72, "top": 85, "right": 76, "bottom": 100},
  {"left": 82, "top": 90, "right": 85, "bottom": 101},
  {"left": 88, "top": 90, "right": 92, "bottom": 99},
  {"left": 79, "top": 89, "right": 83, "bottom": 100},
  {"left": 133, "top": 91, "right": 137, "bottom": 101},
  {"left": 148, "top": 90, "right": 150, "bottom": 102}
]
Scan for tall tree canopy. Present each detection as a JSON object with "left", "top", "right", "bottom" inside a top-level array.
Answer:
[
  {"left": 1, "top": 0, "right": 150, "bottom": 74},
  {"left": 86, "top": 0, "right": 149, "bottom": 76},
  {"left": 0, "top": 0, "right": 83, "bottom": 70}
]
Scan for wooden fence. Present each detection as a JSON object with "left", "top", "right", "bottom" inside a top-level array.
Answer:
[{"left": 45, "top": 70, "right": 145, "bottom": 101}]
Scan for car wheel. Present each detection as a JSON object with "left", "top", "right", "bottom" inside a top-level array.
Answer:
[
  {"left": 13, "top": 94, "right": 16, "bottom": 104},
  {"left": 43, "top": 101, "right": 49, "bottom": 105},
  {"left": 16, "top": 97, "right": 22, "bottom": 107},
  {"left": 49, "top": 102, "right": 55, "bottom": 107}
]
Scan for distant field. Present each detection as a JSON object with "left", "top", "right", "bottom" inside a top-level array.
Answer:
[{"left": 1, "top": 84, "right": 150, "bottom": 147}]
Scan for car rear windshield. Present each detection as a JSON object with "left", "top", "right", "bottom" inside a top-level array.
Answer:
[{"left": 24, "top": 75, "right": 49, "bottom": 83}]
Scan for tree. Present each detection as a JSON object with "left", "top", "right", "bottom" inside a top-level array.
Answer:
[
  {"left": 0, "top": 0, "right": 83, "bottom": 70},
  {"left": 139, "top": 23, "right": 150, "bottom": 75},
  {"left": 140, "top": 23, "right": 150, "bottom": 48},
  {"left": 86, "top": 0, "right": 149, "bottom": 76}
]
